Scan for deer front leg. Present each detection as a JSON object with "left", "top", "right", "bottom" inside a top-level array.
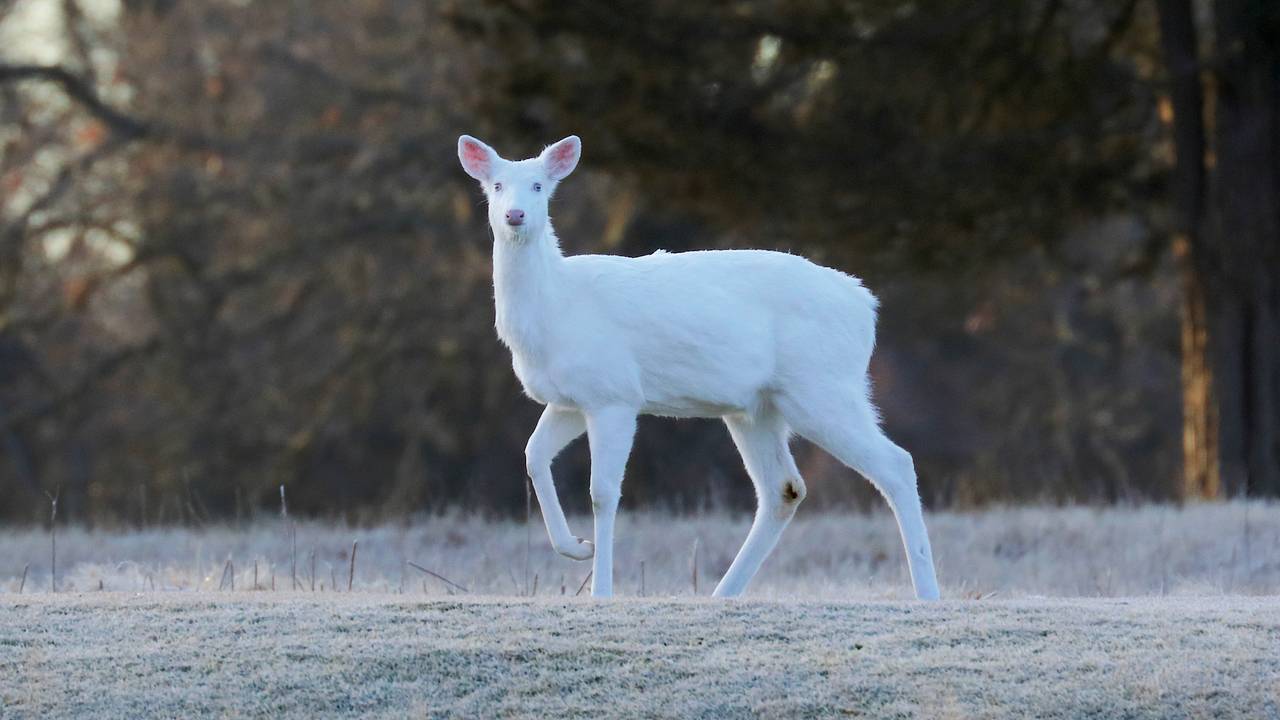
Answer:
[
  {"left": 584, "top": 406, "right": 637, "bottom": 598},
  {"left": 526, "top": 405, "right": 592, "bottom": 560}
]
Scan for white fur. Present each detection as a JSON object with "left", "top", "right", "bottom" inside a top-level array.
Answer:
[{"left": 458, "top": 134, "right": 940, "bottom": 600}]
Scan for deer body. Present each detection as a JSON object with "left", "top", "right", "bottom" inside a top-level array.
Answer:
[
  {"left": 460, "top": 134, "right": 940, "bottom": 600},
  {"left": 497, "top": 243, "right": 875, "bottom": 419}
]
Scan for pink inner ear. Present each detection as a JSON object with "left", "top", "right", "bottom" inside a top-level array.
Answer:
[
  {"left": 548, "top": 142, "right": 577, "bottom": 176},
  {"left": 462, "top": 142, "right": 491, "bottom": 177}
]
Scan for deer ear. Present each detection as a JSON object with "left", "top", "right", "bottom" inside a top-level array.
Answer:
[
  {"left": 541, "top": 136, "right": 581, "bottom": 181},
  {"left": 458, "top": 135, "right": 499, "bottom": 181}
]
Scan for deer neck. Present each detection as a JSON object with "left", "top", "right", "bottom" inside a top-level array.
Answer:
[{"left": 492, "top": 223, "right": 564, "bottom": 354}]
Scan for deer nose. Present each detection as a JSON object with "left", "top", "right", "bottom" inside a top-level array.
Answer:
[{"left": 505, "top": 209, "right": 525, "bottom": 226}]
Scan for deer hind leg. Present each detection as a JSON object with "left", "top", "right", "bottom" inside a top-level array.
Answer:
[
  {"left": 712, "top": 406, "right": 806, "bottom": 598},
  {"left": 778, "top": 385, "right": 941, "bottom": 600}
]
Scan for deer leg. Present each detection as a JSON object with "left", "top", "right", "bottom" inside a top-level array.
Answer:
[
  {"left": 526, "top": 405, "right": 592, "bottom": 560},
  {"left": 584, "top": 406, "right": 637, "bottom": 598},
  {"left": 713, "top": 408, "right": 805, "bottom": 598},
  {"left": 779, "top": 387, "right": 940, "bottom": 600}
]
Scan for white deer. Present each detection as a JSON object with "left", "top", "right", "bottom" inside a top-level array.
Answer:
[{"left": 457, "top": 134, "right": 940, "bottom": 600}]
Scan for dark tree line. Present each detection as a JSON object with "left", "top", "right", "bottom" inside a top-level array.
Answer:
[{"left": 0, "top": 0, "right": 1275, "bottom": 525}]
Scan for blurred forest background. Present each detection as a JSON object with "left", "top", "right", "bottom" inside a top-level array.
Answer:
[{"left": 0, "top": 0, "right": 1277, "bottom": 526}]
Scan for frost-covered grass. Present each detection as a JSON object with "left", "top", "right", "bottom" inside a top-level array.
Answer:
[
  {"left": 1, "top": 501, "right": 1276, "bottom": 598},
  {"left": 1, "top": 503, "right": 1277, "bottom": 718},
  {"left": 1, "top": 594, "right": 1278, "bottom": 718}
]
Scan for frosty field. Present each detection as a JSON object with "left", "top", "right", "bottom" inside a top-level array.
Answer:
[
  {"left": 2, "top": 594, "right": 1278, "bottom": 719},
  {"left": 2, "top": 501, "right": 1277, "bottom": 598},
  {"left": 1, "top": 502, "right": 1277, "bottom": 718}
]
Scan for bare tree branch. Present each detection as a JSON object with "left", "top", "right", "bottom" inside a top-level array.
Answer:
[
  {"left": 0, "top": 63, "right": 227, "bottom": 150},
  {"left": 0, "top": 64, "right": 151, "bottom": 139}
]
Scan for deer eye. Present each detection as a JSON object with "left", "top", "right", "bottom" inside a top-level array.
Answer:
[
  {"left": 533, "top": 182, "right": 542, "bottom": 192},
  {"left": 493, "top": 182, "right": 502, "bottom": 192}
]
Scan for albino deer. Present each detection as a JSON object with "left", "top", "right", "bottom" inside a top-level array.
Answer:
[{"left": 457, "top": 134, "right": 940, "bottom": 600}]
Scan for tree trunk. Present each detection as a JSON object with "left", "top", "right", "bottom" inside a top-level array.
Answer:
[
  {"left": 1157, "top": 0, "right": 1220, "bottom": 499},
  {"left": 1208, "top": 0, "right": 1280, "bottom": 496},
  {"left": 1177, "top": 240, "right": 1221, "bottom": 498},
  {"left": 1158, "top": 0, "right": 1280, "bottom": 498}
]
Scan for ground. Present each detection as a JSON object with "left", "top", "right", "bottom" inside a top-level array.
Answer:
[
  {"left": 1, "top": 594, "right": 1277, "bottom": 719},
  {"left": 1, "top": 502, "right": 1278, "bottom": 717}
]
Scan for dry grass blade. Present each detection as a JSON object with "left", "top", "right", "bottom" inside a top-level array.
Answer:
[
  {"left": 45, "top": 487, "right": 59, "bottom": 593},
  {"left": 575, "top": 571, "right": 592, "bottom": 597},
  {"left": 407, "top": 561, "right": 469, "bottom": 593},
  {"left": 220, "top": 559, "right": 236, "bottom": 591},
  {"left": 691, "top": 537, "right": 699, "bottom": 595},
  {"left": 348, "top": 540, "right": 358, "bottom": 592}
]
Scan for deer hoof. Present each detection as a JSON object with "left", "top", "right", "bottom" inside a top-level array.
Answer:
[{"left": 557, "top": 537, "right": 594, "bottom": 561}]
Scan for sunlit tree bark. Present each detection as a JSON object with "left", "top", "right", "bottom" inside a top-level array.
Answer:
[{"left": 1157, "top": 0, "right": 1280, "bottom": 498}]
